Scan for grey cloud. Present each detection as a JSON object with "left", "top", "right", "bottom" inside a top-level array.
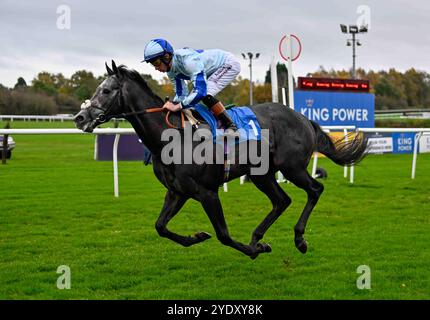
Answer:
[{"left": 1, "top": 0, "right": 430, "bottom": 87}]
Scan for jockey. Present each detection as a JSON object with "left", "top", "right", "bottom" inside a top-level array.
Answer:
[{"left": 142, "top": 38, "right": 240, "bottom": 136}]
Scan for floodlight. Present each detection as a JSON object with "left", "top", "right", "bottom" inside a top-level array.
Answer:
[
  {"left": 349, "top": 25, "right": 359, "bottom": 33},
  {"left": 340, "top": 24, "right": 348, "bottom": 33}
]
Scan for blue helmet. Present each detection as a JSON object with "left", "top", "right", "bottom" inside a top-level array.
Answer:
[{"left": 142, "top": 38, "right": 174, "bottom": 62}]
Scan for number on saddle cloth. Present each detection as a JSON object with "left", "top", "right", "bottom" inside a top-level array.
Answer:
[{"left": 193, "top": 104, "right": 262, "bottom": 144}]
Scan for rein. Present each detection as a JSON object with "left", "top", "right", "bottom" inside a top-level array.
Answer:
[{"left": 104, "top": 107, "right": 184, "bottom": 130}]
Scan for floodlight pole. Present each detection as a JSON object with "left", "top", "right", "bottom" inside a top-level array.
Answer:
[
  {"left": 249, "top": 55, "right": 254, "bottom": 105},
  {"left": 340, "top": 24, "right": 367, "bottom": 79},
  {"left": 352, "top": 32, "right": 356, "bottom": 79},
  {"left": 242, "top": 52, "right": 260, "bottom": 105}
]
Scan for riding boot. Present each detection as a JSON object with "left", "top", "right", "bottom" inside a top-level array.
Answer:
[{"left": 210, "top": 101, "right": 240, "bottom": 137}]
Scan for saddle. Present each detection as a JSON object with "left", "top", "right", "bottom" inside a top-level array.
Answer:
[
  {"left": 166, "top": 104, "right": 236, "bottom": 129},
  {"left": 183, "top": 104, "right": 237, "bottom": 128},
  {"left": 183, "top": 108, "right": 205, "bottom": 128}
]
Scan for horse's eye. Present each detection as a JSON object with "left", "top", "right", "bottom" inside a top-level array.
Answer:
[{"left": 102, "top": 88, "right": 111, "bottom": 94}]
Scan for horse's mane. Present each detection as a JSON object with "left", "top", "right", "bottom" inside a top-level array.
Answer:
[{"left": 117, "top": 65, "right": 163, "bottom": 104}]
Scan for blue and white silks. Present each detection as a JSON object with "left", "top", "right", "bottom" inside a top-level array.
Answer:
[{"left": 167, "top": 48, "right": 231, "bottom": 107}]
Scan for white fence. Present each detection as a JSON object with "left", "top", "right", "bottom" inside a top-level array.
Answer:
[
  {"left": 1, "top": 127, "right": 429, "bottom": 197},
  {"left": 0, "top": 115, "right": 75, "bottom": 122},
  {"left": 0, "top": 128, "right": 134, "bottom": 197},
  {"left": 0, "top": 115, "right": 126, "bottom": 122}
]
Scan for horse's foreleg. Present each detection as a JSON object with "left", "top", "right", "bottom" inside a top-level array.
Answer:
[
  {"left": 155, "top": 190, "right": 211, "bottom": 247},
  {"left": 282, "top": 169, "right": 324, "bottom": 254},
  {"left": 249, "top": 174, "right": 291, "bottom": 247},
  {"left": 198, "top": 188, "right": 270, "bottom": 259}
]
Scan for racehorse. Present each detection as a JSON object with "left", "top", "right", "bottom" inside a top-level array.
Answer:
[{"left": 74, "top": 61, "right": 368, "bottom": 259}]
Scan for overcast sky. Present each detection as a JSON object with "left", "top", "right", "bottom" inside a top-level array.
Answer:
[{"left": 1, "top": 0, "right": 429, "bottom": 88}]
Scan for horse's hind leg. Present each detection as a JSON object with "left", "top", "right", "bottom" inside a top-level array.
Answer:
[
  {"left": 197, "top": 188, "right": 270, "bottom": 259},
  {"left": 249, "top": 174, "right": 292, "bottom": 247},
  {"left": 155, "top": 190, "right": 212, "bottom": 247},
  {"left": 281, "top": 168, "right": 324, "bottom": 254}
]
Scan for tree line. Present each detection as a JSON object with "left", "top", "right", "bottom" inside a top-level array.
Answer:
[
  {"left": 1, "top": 64, "right": 429, "bottom": 115},
  {"left": 309, "top": 66, "right": 430, "bottom": 110}
]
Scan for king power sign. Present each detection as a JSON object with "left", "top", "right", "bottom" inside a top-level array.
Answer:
[{"left": 294, "top": 91, "right": 375, "bottom": 127}]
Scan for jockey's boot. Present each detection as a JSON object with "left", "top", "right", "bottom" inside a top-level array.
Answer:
[{"left": 206, "top": 99, "right": 240, "bottom": 137}]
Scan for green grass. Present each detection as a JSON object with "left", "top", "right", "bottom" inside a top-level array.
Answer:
[{"left": 0, "top": 120, "right": 429, "bottom": 299}]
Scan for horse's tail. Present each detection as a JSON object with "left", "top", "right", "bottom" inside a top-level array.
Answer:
[{"left": 310, "top": 120, "right": 369, "bottom": 166}]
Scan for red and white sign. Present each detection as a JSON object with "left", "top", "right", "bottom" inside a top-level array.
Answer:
[{"left": 278, "top": 34, "right": 302, "bottom": 61}]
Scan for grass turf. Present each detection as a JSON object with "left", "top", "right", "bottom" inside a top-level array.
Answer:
[{"left": 0, "top": 120, "right": 429, "bottom": 299}]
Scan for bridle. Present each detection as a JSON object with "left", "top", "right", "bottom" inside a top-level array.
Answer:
[
  {"left": 90, "top": 76, "right": 184, "bottom": 129},
  {"left": 90, "top": 77, "right": 163, "bottom": 123}
]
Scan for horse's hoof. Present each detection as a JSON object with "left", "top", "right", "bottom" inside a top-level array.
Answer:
[
  {"left": 195, "top": 231, "right": 211, "bottom": 241},
  {"left": 257, "top": 242, "right": 272, "bottom": 253},
  {"left": 250, "top": 252, "right": 259, "bottom": 260},
  {"left": 295, "top": 238, "right": 308, "bottom": 254},
  {"left": 250, "top": 243, "right": 271, "bottom": 260}
]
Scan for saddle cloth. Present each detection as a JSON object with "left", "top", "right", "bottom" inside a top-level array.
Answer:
[{"left": 191, "top": 104, "right": 262, "bottom": 144}]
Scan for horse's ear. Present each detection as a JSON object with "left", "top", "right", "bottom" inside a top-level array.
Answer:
[
  {"left": 111, "top": 60, "right": 118, "bottom": 74},
  {"left": 105, "top": 62, "right": 114, "bottom": 76}
]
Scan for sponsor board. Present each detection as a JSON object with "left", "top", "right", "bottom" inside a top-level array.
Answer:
[
  {"left": 364, "top": 132, "right": 393, "bottom": 154},
  {"left": 419, "top": 135, "right": 430, "bottom": 153},
  {"left": 294, "top": 90, "right": 375, "bottom": 127},
  {"left": 392, "top": 132, "right": 415, "bottom": 154}
]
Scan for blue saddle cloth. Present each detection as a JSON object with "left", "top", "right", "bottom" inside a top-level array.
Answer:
[{"left": 193, "top": 104, "right": 262, "bottom": 144}]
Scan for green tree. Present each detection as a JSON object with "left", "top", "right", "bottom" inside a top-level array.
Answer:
[
  {"left": 1, "top": 89, "right": 58, "bottom": 115},
  {"left": 31, "top": 72, "right": 58, "bottom": 96},
  {"left": 264, "top": 63, "right": 290, "bottom": 103},
  {"left": 141, "top": 74, "right": 174, "bottom": 100},
  {"left": 265, "top": 62, "right": 288, "bottom": 86},
  {"left": 14, "top": 77, "right": 27, "bottom": 89},
  {"left": 403, "top": 68, "right": 428, "bottom": 107},
  {"left": 253, "top": 83, "right": 272, "bottom": 104},
  {"left": 70, "top": 70, "right": 99, "bottom": 101}
]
